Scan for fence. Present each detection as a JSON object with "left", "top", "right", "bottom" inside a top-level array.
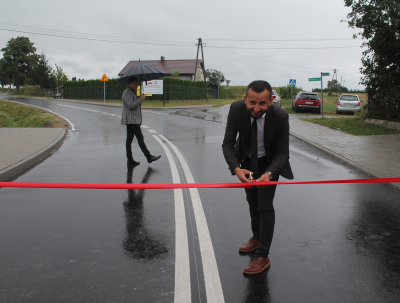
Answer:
[
  {"left": 368, "top": 92, "right": 400, "bottom": 121},
  {"left": 63, "top": 85, "right": 219, "bottom": 101}
]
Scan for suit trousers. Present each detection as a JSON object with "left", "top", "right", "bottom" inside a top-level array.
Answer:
[
  {"left": 126, "top": 124, "right": 151, "bottom": 160},
  {"left": 242, "top": 156, "right": 279, "bottom": 258}
]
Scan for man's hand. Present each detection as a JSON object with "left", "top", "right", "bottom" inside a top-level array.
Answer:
[
  {"left": 234, "top": 167, "right": 252, "bottom": 183},
  {"left": 139, "top": 93, "right": 146, "bottom": 101},
  {"left": 256, "top": 172, "right": 271, "bottom": 188}
]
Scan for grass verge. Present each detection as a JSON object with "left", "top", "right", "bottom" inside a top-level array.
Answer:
[
  {"left": 0, "top": 99, "right": 68, "bottom": 128},
  {"left": 301, "top": 117, "right": 400, "bottom": 136}
]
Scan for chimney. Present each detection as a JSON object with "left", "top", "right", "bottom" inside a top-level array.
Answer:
[{"left": 161, "top": 56, "right": 165, "bottom": 61}]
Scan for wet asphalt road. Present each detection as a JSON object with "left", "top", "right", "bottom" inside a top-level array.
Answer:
[{"left": 1, "top": 96, "right": 400, "bottom": 302}]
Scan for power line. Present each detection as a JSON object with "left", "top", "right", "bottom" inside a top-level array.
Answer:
[
  {"left": 0, "top": 27, "right": 194, "bottom": 46},
  {"left": 210, "top": 47, "right": 327, "bottom": 71},
  {"left": 206, "top": 45, "right": 361, "bottom": 50},
  {"left": 205, "top": 38, "right": 359, "bottom": 42}
]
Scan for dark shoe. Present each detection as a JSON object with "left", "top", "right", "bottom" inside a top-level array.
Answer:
[
  {"left": 127, "top": 158, "right": 140, "bottom": 166},
  {"left": 147, "top": 155, "right": 161, "bottom": 163},
  {"left": 243, "top": 257, "right": 270, "bottom": 275},
  {"left": 239, "top": 237, "right": 259, "bottom": 253}
]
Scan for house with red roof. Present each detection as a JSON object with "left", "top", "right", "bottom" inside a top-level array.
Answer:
[{"left": 118, "top": 56, "right": 204, "bottom": 81}]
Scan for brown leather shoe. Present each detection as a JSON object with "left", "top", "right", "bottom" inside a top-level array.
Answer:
[
  {"left": 239, "top": 237, "right": 259, "bottom": 253},
  {"left": 243, "top": 256, "right": 271, "bottom": 275}
]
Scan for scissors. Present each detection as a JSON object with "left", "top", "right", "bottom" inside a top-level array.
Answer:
[{"left": 249, "top": 172, "right": 254, "bottom": 183}]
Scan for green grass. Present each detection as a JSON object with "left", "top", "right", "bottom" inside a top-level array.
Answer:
[
  {"left": 301, "top": 116, "right": 400, "bottom": 136},
  {"left": 0, "top": 99, "right": 58, "bottom": 127}
]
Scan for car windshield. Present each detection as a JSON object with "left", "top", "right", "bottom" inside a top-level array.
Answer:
[
  {"left": 340, "top": 95, "right": 359, "bottom": 101},
  {"left": 300, "top": 93, "right": 319, "bottom": 100},
  {"left": 272, "top": 90, "right": 277, "bottom": 95}
]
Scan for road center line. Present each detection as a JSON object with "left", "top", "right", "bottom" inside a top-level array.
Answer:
[
  {"left": 159, "top": 135, "right": 225, "bottom": 303},
  {"left": 152, "top": 135, "right": 191, "bottom": 303}
]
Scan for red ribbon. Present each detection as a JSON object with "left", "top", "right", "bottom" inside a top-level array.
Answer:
[{"left": 0, "top": 178, "right": 399, "bottom": 190}]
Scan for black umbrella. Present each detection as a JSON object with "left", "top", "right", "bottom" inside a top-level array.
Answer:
[{"left": 118, "top": 62, "right": 167, "bottom": 85}]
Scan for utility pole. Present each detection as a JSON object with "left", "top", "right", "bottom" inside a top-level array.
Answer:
[{"left": 194, "top": 38, "right": 208, "bottom": 101}]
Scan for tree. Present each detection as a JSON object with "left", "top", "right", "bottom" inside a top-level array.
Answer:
[
  {"left": 344, "top": 0, "right": 400, "bottom": 92},
  {"left": 278, "top": 85, "right": 303, "bottom": 99},
  {"left": 31, "top": 53, "right": 56, "bottom": 89},
  {"left": 52, "top": 64, "right": 69, "bottom": 87},
  {"left": 205, "top": 69, "right": 225, "bottom": 89},
  {"left": 0, "top": 37, "right": 39, "bottom": 94},
  {"left": 0, "top": 61, "right": 11, "bottom": 88},
  {"left": 171, "top": 69, "right": 180, "bottom": 77}
]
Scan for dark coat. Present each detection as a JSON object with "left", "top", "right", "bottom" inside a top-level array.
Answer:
[{"left": 222, "top": 99, "right": 294, "bottom": 180}]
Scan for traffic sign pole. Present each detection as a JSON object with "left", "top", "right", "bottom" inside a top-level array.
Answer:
[
  {"left": 321, "top": 72, "right": 323, "bottom": 118},
  {"left": 100, "top": 74, "right": 109, "bottom": 103}
]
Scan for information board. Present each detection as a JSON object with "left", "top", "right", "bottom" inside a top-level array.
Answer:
[{"left": 143, "top": 80, "right": 163, "bottom": 95}]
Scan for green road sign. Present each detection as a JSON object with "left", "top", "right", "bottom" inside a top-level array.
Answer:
[
  {"left": 309, "top": 78, "right": 321, "bottom": 81},
  {"left": 321, "top": 72, "right": 330, "bottom": 76}
]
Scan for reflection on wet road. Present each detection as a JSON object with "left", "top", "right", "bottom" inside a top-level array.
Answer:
[{"left": 123, "top": 166, "right": 168, "bottom": 260}]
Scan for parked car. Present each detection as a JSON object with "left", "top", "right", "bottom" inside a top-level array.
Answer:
[
  {"left": 292, "top": 92, "right": 321, "bottom": 113},
  {"left": 272, "top": 90, "right": 281, "bottom": 106},
  {"left": 336, "top": 94, "right": 362, "bottom": 114}
]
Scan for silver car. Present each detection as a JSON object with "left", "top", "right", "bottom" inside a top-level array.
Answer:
[
  {"left": 272, "top": 90, "right": 281, "bottom": 106},
  {"left": 336, "top": 94, "right": 362, "bottom": 114}
]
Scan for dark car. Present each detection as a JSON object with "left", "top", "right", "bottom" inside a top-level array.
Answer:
[{"left": 292, "top": 92, "right": 321, "bottom": 113}]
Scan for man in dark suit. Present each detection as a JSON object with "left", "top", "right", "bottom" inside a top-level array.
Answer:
[
  {"left": 121, "top": 76, "right": 161, "bottom": 166},
  {"left": 222, "top": 80, "right": 293, "bottom": 275}
]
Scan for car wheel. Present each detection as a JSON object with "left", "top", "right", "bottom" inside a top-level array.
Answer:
[
  {"left": 317, "top": 109, "right": 321, "bottom": 114},
  {"left": 294, "top": 106, "right": 299, "bottom": 113}
]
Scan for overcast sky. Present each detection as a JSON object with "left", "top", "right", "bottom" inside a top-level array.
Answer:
[{"left": 0, "top": 0, "right": 365, "bottom": 91}]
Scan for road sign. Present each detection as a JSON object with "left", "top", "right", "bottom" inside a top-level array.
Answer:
[
  {"left": 309, "top": 78, "right": 321, "bottom": 81},
  {"left": 143, "top": 80, "right": 163, "bottom": 95},
  {"left": 100, "top": 74, "right": 109, "bottom": 82},
  {"left": 321, "top": 73, "right": 330, "bottom": 76},
  {"left": 289, "top": 79, "right": 296, "bottom": 86}
]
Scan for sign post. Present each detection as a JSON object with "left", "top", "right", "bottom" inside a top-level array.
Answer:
[
  {"left": 320, "top": 73, "right": 330, "bottom": 118},
  {"left": 289, "top": 79, "right": 296, "bottom": 99},
  {"left": 100, "top": 74, "right": 109, "bottom": 103},
  {"left": 309, "top": 74, "right": 329, "bottom": 118}
]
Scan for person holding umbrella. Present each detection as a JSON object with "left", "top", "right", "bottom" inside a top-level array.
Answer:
[{"left": 121, "top": 76, "right": 161, "bottom": 166}]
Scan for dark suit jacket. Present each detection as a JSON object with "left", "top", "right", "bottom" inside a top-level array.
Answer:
[{"left": 222, "top": 99, "right": 294, "bottom": 180}]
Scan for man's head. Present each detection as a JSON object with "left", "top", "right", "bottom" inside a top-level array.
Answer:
[
  {"left": 244, "top": 80, "right": 273, "bottom": 118},
  {"left": 128, "top": 76, "right": 139, "bottom": 90}
]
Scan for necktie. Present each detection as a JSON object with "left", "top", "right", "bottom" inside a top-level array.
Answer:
[{"left": 251, "top": 118, "right": 258, "bottom": 179}]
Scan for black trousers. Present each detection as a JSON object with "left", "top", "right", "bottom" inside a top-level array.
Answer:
[
  {"left": 242, "top": 156, "right": 279, "bottom": 258},
  {"left": 126, "top": 124, "right": 151, "bottom": 160}
]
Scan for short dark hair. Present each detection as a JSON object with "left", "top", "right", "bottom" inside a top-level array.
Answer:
[
  {"left": 128, "top": 76, "right": 138, "bottom": 84},
  {"left": 246, "top": 80, "right": 272, "bottom": 97}
]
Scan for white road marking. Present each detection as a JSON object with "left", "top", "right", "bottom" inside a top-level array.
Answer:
[
  {"left": 148, "top": 129, "right": 157, "bottom": 133},
  {"left": 143, "top": 110, "right": 169, "bottom": 116},
  {"left": 152, "top": 135, "right": 191, "bottom": 303},
  {"left": 9, "top": 100, "right": 76, "bottom": 131},
  {"left": 159, "top": 135, "right": 225, "bottom": 303},
  {"left": 141, "top": 125, "right": 149, "bottom": 128}
]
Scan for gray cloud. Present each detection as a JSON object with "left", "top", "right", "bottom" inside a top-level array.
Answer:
[{"left": 1, "top": 0, "right": 364, "bottom": 90}]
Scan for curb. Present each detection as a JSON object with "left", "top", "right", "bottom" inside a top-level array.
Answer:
[
  {"left": 289, "top": 131, "right": 400, "bottom": 190},
  {"left": 0, "top": 129, "right": 67, "bottom": 181}
]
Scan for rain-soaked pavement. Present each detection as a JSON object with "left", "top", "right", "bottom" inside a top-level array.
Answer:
[{"left": 1, "top": 96, "right": 400, "bottom": 302}]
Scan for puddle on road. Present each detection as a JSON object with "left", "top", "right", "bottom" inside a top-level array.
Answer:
[{"left": 170, "top": 109, "right": 226, "bottom": 123}]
